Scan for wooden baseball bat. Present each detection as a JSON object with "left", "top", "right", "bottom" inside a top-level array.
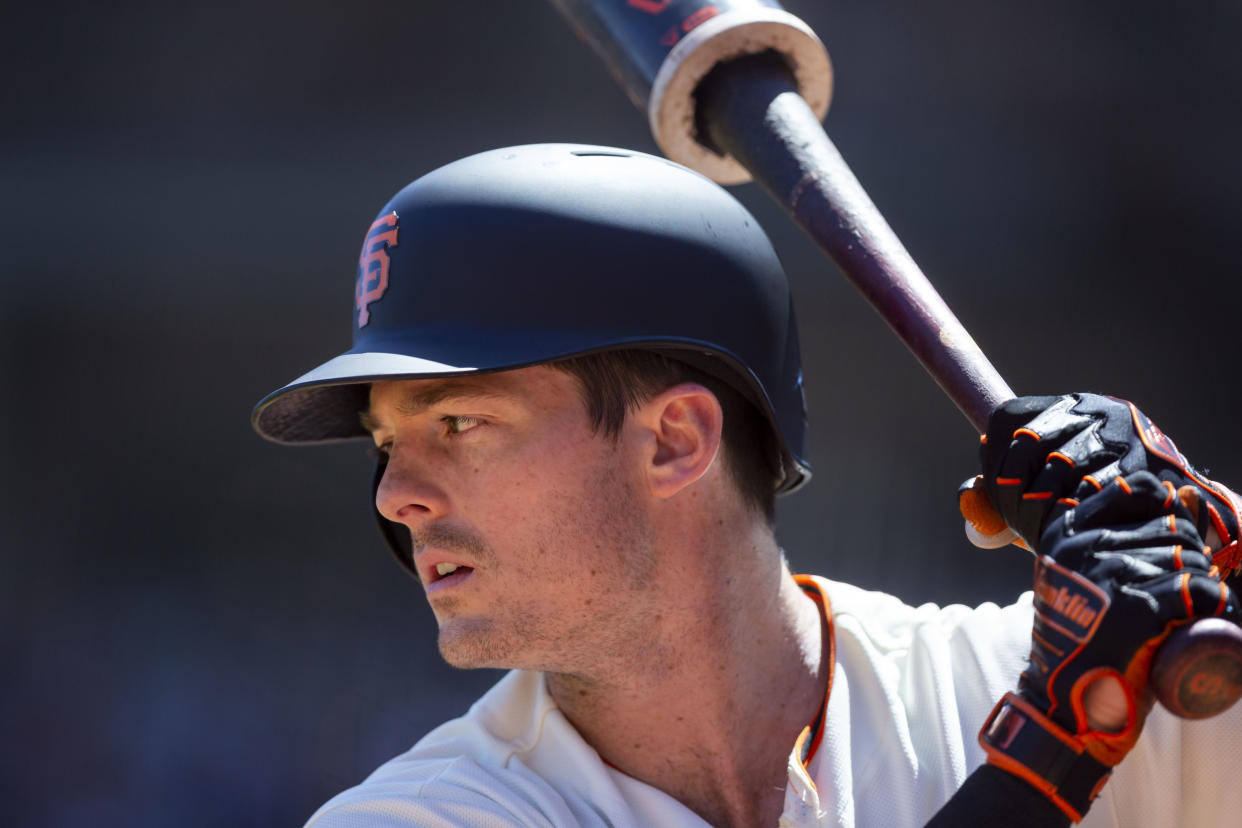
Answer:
[{"left": 546, "top": 0, "right": 1242, "bottom": 718}]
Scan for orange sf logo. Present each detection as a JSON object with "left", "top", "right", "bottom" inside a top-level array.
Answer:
[
  {"left": 1189, "top": 671, "right": 1240, "bottom": 700},
  {"left": 356, "top": 212, "right": 399, "bottom": 327}
]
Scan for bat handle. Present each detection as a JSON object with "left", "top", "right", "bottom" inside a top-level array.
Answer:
[{"left": 696, "top": 52, "right": 1242, "bottom": 719}]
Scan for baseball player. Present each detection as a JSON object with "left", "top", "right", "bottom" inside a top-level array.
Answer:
[{"left": 252, "top": 144, "right": 1242, "bottom": 827}]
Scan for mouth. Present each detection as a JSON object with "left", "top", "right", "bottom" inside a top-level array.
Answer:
[{"left": 425, "top": 561, "right": 475, "bottom": 592}]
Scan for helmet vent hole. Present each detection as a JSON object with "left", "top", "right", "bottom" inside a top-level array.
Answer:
[{"left": 570, "top": 150, "right": 632, "bottom": 158}]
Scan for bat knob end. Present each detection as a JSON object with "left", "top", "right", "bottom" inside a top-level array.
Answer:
[{"left": 1152, "top": 617, "right": 1242, "bottom": 719}]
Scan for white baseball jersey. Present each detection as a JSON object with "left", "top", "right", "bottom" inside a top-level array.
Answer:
[{"left": 306, "top": 576, "right": 1242, "bottom": 827}]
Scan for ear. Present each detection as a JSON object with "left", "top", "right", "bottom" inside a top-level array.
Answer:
[{"left": 634, "top": 383, "right": 723, "bottom": 499}]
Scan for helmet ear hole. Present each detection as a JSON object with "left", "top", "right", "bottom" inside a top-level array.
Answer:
[{"left": 371, "top": 458, "right": 416, "bottom": 577}]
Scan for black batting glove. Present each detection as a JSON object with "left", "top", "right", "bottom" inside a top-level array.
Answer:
[
  {"left": 972, "top": 395, "right": 1242, "bottom": 822},
  {"left": 981, "top": 473, "right": 1242, "bottom": 817},
  {"left": 979, "top": 393, "right": 1241, "bottom": 581}
]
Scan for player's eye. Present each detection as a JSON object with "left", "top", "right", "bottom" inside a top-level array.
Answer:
[
  {"left": 368, "top": 442, "right": 392, "bottom": 461},
  {"left": 443, "top": 415, "right": 482, "bottom": 435}
]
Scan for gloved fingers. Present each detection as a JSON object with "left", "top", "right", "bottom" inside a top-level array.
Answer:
[
  {"left": 1086, "top": 517, "right": 1207, "bottom": 558},
  {"left": 984, "top": 395, "right": 1092, "bottom": 449},
  {"left": 1104, "top": 544, "right": 1215, "bottom": 574},
  {"left": 1044, "top": 536, "right": 1208, "bottom": 593},
  {"left": 983, "top": 396, "right": 1075, "bottom": 440},
  {"left": 1137, "top": 570, "right": 1239, "bottom": 626},
  {"left": 1039, "top": 473, "right": 1207, "bottom": 578},
  {"left": 1080, "top": 547, "right": 1210, "bottom": 588},
  {"left": 1023, "top": 419, "right": 1137, "bottom": 491},
  {"left": 1068, "top": 460, "right": 1124, "bottom": 501},
  {"left": 1183, "top": 571, "right": 1240, "bottom": 622},
  {"left": 994, "top": 447, "right": 1119, "bottom": 551},
  {"left": 981, "top": 398, "right": 1128, "bottom": 550},
  {"left": 982, "top": 397, "right": 1088, "bottom": 491},
  {"left": 1049, "top": 424, "right": 1110, "bottom": 470},
  {"left": 1064, "top": 472, "right": 1195, "bottom": 533},
  {"left": 1024, "top": 425, "right": 1125, "bottom": 507}
]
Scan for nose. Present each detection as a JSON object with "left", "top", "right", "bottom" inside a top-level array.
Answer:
[{"left": 373, "top": 452, "right": 450, "bottom": 528}]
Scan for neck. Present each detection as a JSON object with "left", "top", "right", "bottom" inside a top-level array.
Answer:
[{"left": 547, "top": 526, "right": 829, "bottom": 828}]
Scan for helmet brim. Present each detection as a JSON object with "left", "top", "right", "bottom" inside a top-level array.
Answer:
[
  {"left": 252, "top": 352, "right": 471, "bottom": 445},
  {"left": 251, "top": 339, "right": 810, "bottom": 493}
]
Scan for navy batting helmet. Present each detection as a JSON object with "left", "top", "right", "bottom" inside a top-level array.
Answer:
[{"left": 252, "top": 144, "right": 810, "bottom": 565}]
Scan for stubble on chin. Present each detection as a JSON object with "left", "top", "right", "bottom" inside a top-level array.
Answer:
[
  {"left": 435, "top": 617, "right": 501, "bottom": 669},
  {"left": 434, "top": 603, "right": 554, "bottom": 670}
]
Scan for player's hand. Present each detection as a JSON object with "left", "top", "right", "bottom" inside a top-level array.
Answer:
[
  {"left": 968, "top": 394, "right": 1242, "bottom": 822},
  {"left": 964, "top": 393, "right": 1241, "bottom": 582},
  {"left": 980, "top": 471, "right": 1242, "bottom": 820}
]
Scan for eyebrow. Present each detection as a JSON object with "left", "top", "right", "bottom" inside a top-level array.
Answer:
[{"left": 359, "top": 379, "right": 513, "bottom": 432}]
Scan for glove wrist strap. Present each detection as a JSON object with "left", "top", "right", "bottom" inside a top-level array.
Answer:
[{"left": 979, "top": 693, "right": 1112, "bottom": 823}]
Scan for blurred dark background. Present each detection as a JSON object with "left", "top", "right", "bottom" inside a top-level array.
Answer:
[{"left": 3, "top": 1, "right": 1239, "bottom": 825}]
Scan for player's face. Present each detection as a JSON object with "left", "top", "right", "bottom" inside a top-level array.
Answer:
[{"left": 366, "top": 367, "right": 661, "bottom": 673}]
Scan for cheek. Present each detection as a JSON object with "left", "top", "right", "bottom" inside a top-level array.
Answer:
[
  {"left": 553, "top": 447, "right": 655, "bottom": 579},
  {"left": 488, "top": 424, "right": 608, "bottom": 502},
  {"left": 449, "top": 445, "right": 571, "bottom": 559},
  {"left": 464, "top": 423, "right": 649, "bottom": 574}
]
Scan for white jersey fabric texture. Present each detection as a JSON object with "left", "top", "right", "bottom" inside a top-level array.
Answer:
[{"left": 306, "top": 576, "right": 1241, "bottom": 827}]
